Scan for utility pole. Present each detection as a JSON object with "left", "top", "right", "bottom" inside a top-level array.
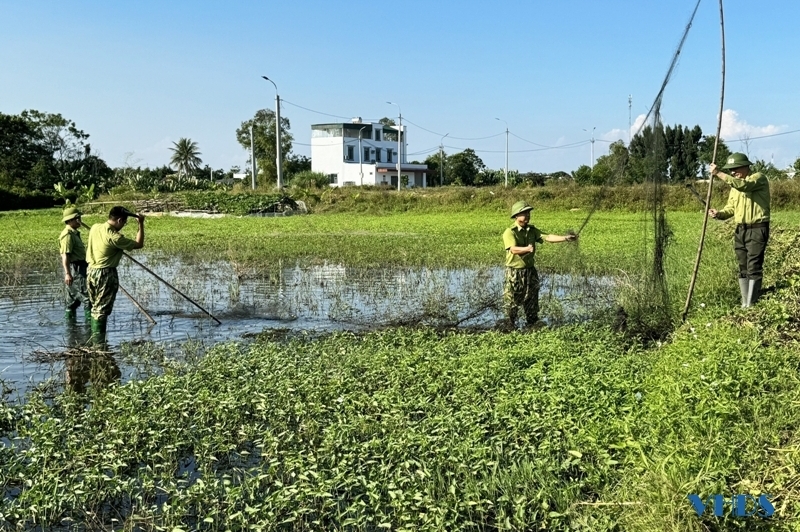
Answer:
[
  {"left": 628, "top": 95, "right": 633, "bottom": 145},
  {"left": 262, "top": 76, "right": 282, "bottom": 188},
  {"left": 439, "top": 133, "right": 449, "bottom": 187},
  {"left": 584, "top": 126, "right": 596, "bottom": 170},
  {"left": 387, "top": 102, "right": 402, "bottom": 191},
  {"left": 359, "top": 126, "right": 366, "bottom": 186},
  {"left": 249, "top": 124, "right": 256, "bottom": 190},
  {"left": 496, "top": 118, "right": 509, "bottom": 187}
]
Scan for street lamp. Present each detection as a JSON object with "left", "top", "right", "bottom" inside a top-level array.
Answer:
[
  {"left": 387, "top": 101, "right": 402, "bottom": 191},
  {"left": 439, "top": 133, "right": 449, "bottom": 187},
  {"left": 496, "top": 118, "right": 509, "bottom": 187},
  {"left": 262, "top": 76, "right": 283, "bottom": 189},
  {"left": 583, "top": 126, "right": 596, "bottom": 170},
  {"left": 358, "top": 125, "right": 367, "bottom": 187}
]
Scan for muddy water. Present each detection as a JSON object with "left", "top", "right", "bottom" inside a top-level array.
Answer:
[{"left": 0, "top": 255, "right": 614, "bottom": 398}]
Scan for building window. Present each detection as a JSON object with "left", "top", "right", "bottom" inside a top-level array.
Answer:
[
  {"left": 328, "top": 173, "right": 338, "bottom": 184},
  {"left": 375, "top": 148, "right": 382, "bottom": 162},
  {"left": 375, "top": 130, "right": 381, "bottom": 141},
  {"left": 387, "top": 149, "right": 393, "bottom": 163},
  {"left": 346, "top": 146, "right": 354, "bottom": 161},
  {"left": 364, "top": 147, "right": 370, "bottom": 161}
]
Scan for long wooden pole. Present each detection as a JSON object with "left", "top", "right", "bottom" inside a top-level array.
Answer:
[
  {"left": 118, "top": 285, "right": 157, "bottom": 325},
  {"left": 122, "top": 253, "right": 222, "bottom": 325},
  {"left": 682, "top": 0, "right": 726, "bottom": 322}
]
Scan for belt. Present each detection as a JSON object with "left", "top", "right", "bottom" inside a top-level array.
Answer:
[{"left": 737, "top": 222, "right": 769, "bottom": 230}]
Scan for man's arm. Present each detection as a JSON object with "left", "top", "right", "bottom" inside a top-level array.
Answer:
[
  {"left": 61, "top": 253, "right": 73, "bottom": 285},
  {"left": 131, "top": 215, "right": 145, "bottom": 249},
  {"left": 543, "top": 234, "right": 577, "bottom": 243}
]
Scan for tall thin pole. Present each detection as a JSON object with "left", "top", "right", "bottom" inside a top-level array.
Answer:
[
  {"left": 262, "top": 76, "right": 282, "bottom": 189},
  {"left": 275, "top": 93, "right": 282, "bottom": 188},
  {"left": 440, "top": 132, "right": 449, "bottom": 187},
  {"left": 387, "top": 102, "right": 402, "bottom": 191},
  {"left": 250, "top": 124, "right": 256, "bottom": 190},
  {"left": 628, "top": 95, "right": 633, "bottom": 145},
  {"left": 496, "top": 118, "right": 509, "bottom": 187},
  {"left": 591, "top": 126, "right": 596, "bottom": 170},
  {"left": 682, "top": 0, "right": 726, "bottom": 322},
  {"left": 359, "top": 126, "right": 366, "bottom": 186}
]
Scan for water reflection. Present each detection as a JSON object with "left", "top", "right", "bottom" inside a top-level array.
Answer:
[
  {"left": 63, "top": 322, "right": 121, "bottom": 394},
  {"left": 0, "top": 256, "right": 616, "bottom": 397}
]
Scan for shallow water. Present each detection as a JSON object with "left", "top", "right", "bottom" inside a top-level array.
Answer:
[{"left": 0, "top": 255, "right": 615, "bottom": 399}]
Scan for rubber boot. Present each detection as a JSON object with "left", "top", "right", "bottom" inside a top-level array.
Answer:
[
  {"left": 738, "top": 278, "right": 749, "bottom": 308},
  {"left": 747, "top": 279, "right": 762, "bottom": 307},
  {"left": 90, "top": 317, "right": 107, "bottom": 346},
  {"left": 65, "top": 308, "right": 77, "bottom": 321}
]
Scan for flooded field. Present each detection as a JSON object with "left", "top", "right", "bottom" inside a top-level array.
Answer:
[{"left": 0, "top": 254, "right": 616, "bottom": 399}]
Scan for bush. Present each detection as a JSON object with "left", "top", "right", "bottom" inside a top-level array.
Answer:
[
  {"left": 0, "top": 186, "right": 56, "bottom": 211},
  {"left": 287, "top": 171, "right": 329, "bottom": 189}
]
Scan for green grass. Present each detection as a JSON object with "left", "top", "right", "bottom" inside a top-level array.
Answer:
[{"left": 2, "top": 201, "right": 800, "bottom": 530}]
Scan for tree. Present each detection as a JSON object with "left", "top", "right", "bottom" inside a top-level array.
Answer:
[
  {"left": 378, "top": 117, "right": 396, "bottom": 126},
  {"left": 593, "top": 140, "right": 630, "bottom": 184},
  {"left": 20, "top": 109, "right": 90, "bottom": 173},
  {"left": 235, "top": 109, "right": 293, "bottom": 187},
  {"left": 697, "top": 135, "right": 732, "bottom": 177},
  {"left": 751, "top": 159, "right": 789, "bottom": 180},
  {"left": 572, "top": 165, "right": 593, "bottom": 186},
  {"left": 424, "top": 152, "right": 447, "bottom": 186},
  {"left": 447, "top": 149, "right": 485, "bottom": 186},
  {"left": 0, "top": 113, "right": 50, "bottom": 188},
  {"left": 169, "top": 138, "right": 202, "bottom": 177},
  {"left": 284, "top": 154, "right": 311, "bottom": 179}
]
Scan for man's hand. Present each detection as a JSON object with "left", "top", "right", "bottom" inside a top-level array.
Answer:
[
  {"left": 709, "top": 163, "right": 718, "bottom": 176},
  {"left": 708, "top": 208, "right": 718, "bottom": 219},
  {"left": 137, "top": 213, "right": 146, "bottom": 223},
  {"left": 564, "top": 234, "right": 577, "bottom": 242},
  {"left": 64, "top": 273, "right": 73, "bottom": 286}
]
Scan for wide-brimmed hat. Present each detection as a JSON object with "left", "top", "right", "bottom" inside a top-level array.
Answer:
[
  {"left": 722, "top": 152, "right": 754, "bottom": 170},
  {"left": 62, "top": 206, "right": 82, "bottom": 223},
  {"left": 510, "top": 201, "right": 533, "bottom": 218}
]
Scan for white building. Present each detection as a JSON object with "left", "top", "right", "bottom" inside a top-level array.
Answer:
[{"left": 311, "top": 119, "right": 428, "bottom": 188}]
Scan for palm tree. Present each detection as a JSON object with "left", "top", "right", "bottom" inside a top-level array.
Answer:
[{"left": 169, "top": 138, "right": 202, "bottom": 177}]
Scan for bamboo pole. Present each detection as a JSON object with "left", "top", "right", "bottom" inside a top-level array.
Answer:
[
  {"left": 682, "top": 0, "right": 726, "bottom": 322},
  {"left": 118, "top": 285, "right": 157, "bottom": 325},
  {"left": 122, "top": 253, "right": 222, "bottom": 325}
]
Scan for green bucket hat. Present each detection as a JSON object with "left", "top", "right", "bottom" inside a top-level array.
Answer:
[
  {"left": 510, "top": 201, "right": 533, "bottom": 219},
  {"left": 722, "top": 152, "right": 754, "bottom": 170},
  {"left": 62, "top": 206, "right": 82, "bottom": 223}
]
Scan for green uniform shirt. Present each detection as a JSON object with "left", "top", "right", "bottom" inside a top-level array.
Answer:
[
  {"left": 716, "top": 171, "right": 770, "bottom": 224},
  {"left": 58, "top": 225, "right": 86, "bottom": 263},
  {"left": 86, "top": 222, "right": 137, "bottom": 269},
  {"left": 503, "top": 224, "right": 544, "bottom": 269}
]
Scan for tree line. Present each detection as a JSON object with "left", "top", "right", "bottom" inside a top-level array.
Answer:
[{"left": 2, "top": 109, "right": 798, "bottom": 210}]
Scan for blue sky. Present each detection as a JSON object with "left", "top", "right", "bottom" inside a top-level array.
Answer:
[{"left": 2, "top": 0, "right": 798, "bottom": 173}]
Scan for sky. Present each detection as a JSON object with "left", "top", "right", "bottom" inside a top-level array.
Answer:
[{"left": 2, "top": 0, "right": 798, "bottom": 174}]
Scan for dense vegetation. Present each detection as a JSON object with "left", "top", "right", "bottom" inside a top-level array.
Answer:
[{"left": 1, "top": 198, "right": 799, "bottom": 529}]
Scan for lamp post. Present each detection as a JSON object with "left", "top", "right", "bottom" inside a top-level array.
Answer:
[
  {"left": 583, "top": 127, "right": 596, "bottom": 170},
  {"left": 387, "top": 101, "right": 402, "bottom": 191},
  {"left": 439, "top": 133, "right": 449, "bottom": 186},
  {"left": 496, "top": 118, "right": 509, "bottom": 187},
  {"left": 358, "top": 126, "right": 367, "bottom": 186},
  {"left": 249, "top": 124, "right": 256, "bottom": 190},
  {"left": 261, "top": 76, "right": 282, "bottom": 189}
]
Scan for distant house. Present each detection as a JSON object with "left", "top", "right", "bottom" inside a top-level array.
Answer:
[{"left": 310, "top": 118, "right": 428, "bottom": 188}]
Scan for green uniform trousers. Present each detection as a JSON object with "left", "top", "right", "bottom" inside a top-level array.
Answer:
[
  {"left": 87, "top": 267, "right": 119, "bottom": 320},
  {"left": 65, "top": 261, "right": 91, "bottom": 312},
  {"left": 734, "top": 224, "right": 769, "bottom": 281},
  {"left": 503, "top": 267, "right": 540, "bottom": 325}
]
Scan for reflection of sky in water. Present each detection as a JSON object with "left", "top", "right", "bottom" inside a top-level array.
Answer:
[{"left": 0, "top": 255, "right": 616, "bottom": 397}]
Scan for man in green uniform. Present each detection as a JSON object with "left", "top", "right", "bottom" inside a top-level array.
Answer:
[
  {"left": 709, "top": 152, "right": 770, "bottom": 307},
  {"left": 86, "top": 206, "right": 145, "bottom": 343},
  {"left": 502, "top": 201, "right": 576, "bottom": 330},
  {"left": 59, "top": 206, "right": 91, "bottom": 321}
]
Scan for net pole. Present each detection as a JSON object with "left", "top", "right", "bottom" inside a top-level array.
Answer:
[{"left": 681, "top": 0, "right": 726, "bottom": 322}]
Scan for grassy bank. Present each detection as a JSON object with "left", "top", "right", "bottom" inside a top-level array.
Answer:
[{"left": 2, "top": 292, "right": 799, "bottom": 529}]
